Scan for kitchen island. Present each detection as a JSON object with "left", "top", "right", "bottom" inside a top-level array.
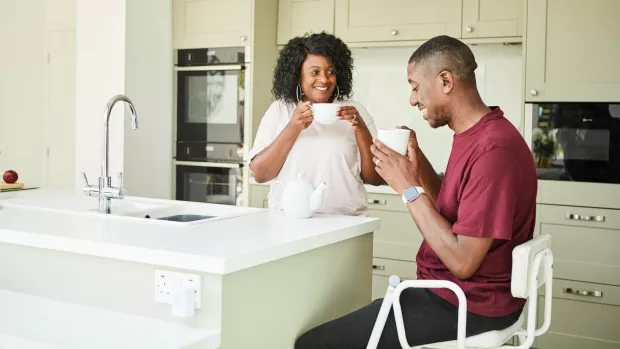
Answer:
[{"left": 0, "top": 189, "right": 380, "bottom": 349}]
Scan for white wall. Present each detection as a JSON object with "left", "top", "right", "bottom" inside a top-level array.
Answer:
[
  {"left": 351, "top": 44, "right": 523, "bottom": 173},
  {"left": 124, "top": 0, "right": 173, "bottom": 200},
  {"left": 75, "top": 0, "right": 127, "bottom": 191},
  {"left": 0, "top": 0, "right": 46, "bottom": 187}
]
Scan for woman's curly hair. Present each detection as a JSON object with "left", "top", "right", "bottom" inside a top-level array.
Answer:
[{"left": 272, "top": 32, "right": 354, "bottom": 104}]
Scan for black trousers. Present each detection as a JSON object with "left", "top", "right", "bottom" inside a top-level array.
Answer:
[{"left": 295, "top": 288, "right": 522, "bottom": 349}]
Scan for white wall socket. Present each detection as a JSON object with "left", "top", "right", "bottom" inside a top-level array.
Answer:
[{"left": 154, "top": 269, "right": 202, "bottom": 309}]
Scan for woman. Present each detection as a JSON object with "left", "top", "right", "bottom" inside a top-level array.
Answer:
[{"left": 249, "top": 32, "right": 383, "bottom": 216}]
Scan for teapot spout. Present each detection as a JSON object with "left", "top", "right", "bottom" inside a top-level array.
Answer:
[{"left": 310, "top": 182, "right": 327, "bottom": 212}]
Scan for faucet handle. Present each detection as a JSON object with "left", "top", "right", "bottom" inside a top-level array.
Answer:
[
  {"left": 117, "top": 172, "right": 123, "bottom": 187},
  {"left": 82, "top": 172, "right": 92, "bottom": 187}
]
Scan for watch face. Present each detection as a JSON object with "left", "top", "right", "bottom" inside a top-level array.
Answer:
[{"left": 404, "top": 187, "right": 420, "bottom": 202}]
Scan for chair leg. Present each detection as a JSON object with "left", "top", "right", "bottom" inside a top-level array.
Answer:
[{"left": 517, "top": 334, "right": 527, "bottom": 346}]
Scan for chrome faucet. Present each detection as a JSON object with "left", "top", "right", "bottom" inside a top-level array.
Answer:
[{"left": 82, "top": 94, "right": 138, "bottom": 213}]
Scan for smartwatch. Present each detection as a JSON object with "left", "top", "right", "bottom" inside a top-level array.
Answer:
[{"left": 402, "top": 186, "right": 425, "bottom": 204}]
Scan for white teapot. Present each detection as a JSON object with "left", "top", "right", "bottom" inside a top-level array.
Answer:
[{"left": 271, "top": 173, "right": 327, "bottom": 218}]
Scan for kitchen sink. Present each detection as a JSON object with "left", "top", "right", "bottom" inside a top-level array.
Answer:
[{"left": 153, "top": 214, "right": 216, "bottom": 223}]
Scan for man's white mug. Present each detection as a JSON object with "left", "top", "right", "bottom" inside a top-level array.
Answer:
[
  {"left": 311, "top": 103, "right": 339, "bottom": 124},
  {"left": 377, "top": 128, "right": 410, "bottom": 156}
]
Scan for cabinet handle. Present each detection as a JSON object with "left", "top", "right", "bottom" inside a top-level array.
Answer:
[
  {"left": 390, "top": 30, "right": 398, "bottom": 36},
  {"left": 240, "top": 36, "right": 247, "bottom": 41},
  {"left": 529, "top": 89, "right": 539, "bottom": 96},
  {"left": 465, "top": 26, "right": 474, "bottom": 33},
  {"left": 372, "top": 264, "right": 385, "bottom": 270},
  {"left": 565, "top": 213, "right": 605, "bottom": 222},
  {"left": 368, "top": 199, "right": 387, "bottom": 205},
  {"left": 563, "top": 287, "right": 603, "bottom": 298}
]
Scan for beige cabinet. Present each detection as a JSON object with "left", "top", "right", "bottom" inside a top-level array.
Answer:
[
  {"left": 536, "top": 280, "right": 620, "bottom": 349},
  {"left": 525, "top": 0, "right": 620, "bottom": 102},
  {"left": 334, "top": 0, "right": 462, "bottom": 43},
  {"left": 248, "top": 184, "right": 270, "bottom": 208},
  {"left": 371, "top": 257, "right": 417, "bottom": 300},
  {"left": 277, "top": 0, "right": 335, "bottom": 45},
  {"left": 173, "top": 0, "right": 251, "bottom": 49},
  {"left": 461, "top": 0, "right": 523, "bottom": 38}
]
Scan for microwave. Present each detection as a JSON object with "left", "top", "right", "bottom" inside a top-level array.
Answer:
[{"left": 525, "top": 102, "right": 620, "bottom": 184}]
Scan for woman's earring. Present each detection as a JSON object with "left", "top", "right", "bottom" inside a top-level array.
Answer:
[
  {"left": 332, "top": 85, "right": 340, "bottom": 101},
  {"left": 296, "top": 85, "right": 304, "bottom": 102}
]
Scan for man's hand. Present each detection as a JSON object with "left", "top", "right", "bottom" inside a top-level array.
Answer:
[{"left": 370, "top": 138, "right": 420, "bottom": 194}]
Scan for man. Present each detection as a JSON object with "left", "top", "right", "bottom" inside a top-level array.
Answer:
[{"left": 295, "top": 35, "right": 537, "bottom": 348}]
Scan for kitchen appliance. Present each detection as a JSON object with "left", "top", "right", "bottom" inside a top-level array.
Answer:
[
  {"left": 525, "top": 102, "right": 620, "bottom": 184},
  {"left": 174, "top": 162, "right": 243, "bottom": 206},
  {"left": 173, "top": 47, "right": 250, "bottom": 205}
]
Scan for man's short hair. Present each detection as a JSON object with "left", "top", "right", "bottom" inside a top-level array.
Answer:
[{"left": 408, "top": 35, "right": 478, "bottom": 84}]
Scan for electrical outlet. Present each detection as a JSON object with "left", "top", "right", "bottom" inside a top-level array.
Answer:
[{"left": 154, "top": 269, "right": 202, "bottom": 309}]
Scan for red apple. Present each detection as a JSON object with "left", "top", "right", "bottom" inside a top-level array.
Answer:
[{"left": 3, "top": 170, "right": 18, "bottom": 184}]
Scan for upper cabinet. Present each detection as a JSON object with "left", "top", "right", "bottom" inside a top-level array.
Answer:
[
  {"left": 334, "top": 0, "right": 462, "bottom": 43},
  {"left": 524, "top": 0, "right": 620, "bottom": 102},
  {"left": 173, "top": 0, "right": 251, "bottom": 49},
  {"left": 277, "top": 0, "right": 335, "bottom": 45},
  {"left": 461, "top": 0, "right": 523, "bottom": 38},
  {"left": 45, "top": 0, "right": 76, "bottom": 32}
]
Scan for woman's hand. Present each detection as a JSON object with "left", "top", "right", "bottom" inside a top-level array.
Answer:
[
  {"left": 337, "top": 106, "right": 366, "bottom": 131},
  {"left": 288, "top": 101, "right": 313, "bottom": 132}
]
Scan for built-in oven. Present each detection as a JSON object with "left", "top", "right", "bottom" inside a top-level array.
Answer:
[
  {"left": 174, "top": 161, "right": 243, "bottom": 206},
  {"left": 525, "top": 102, "right": 620, "bottom": 184},
  {"left": 173, "top": 46, "right": 250, "bottom": 205}
]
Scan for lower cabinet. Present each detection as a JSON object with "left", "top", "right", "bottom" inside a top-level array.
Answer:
[
  {"left": 535, "top": 279, "right": 620, "bottom": 349},
  {"left": 371, "top": 257, "right": 417, "bottom": 300},
  {"left": 249, "top": 184, "right": 270, "bottom": 208}
]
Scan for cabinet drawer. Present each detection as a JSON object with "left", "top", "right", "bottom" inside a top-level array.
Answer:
[
  {"left": 371, "top": 258, "right": 417, "bottom": 278},
  {"left": 542, "top": 279, "right": 620, "bottom": 307},
  {"left": 536, "top": 282, "right": 620, "bottom": 349},
  {"left": 372, "top": 258, "right": 417, "bottom": 300},
  {"left": 368, "top": 209, "right": 421, "bottom": 262},
  {"left": 539, "top": 204, "right": 620, "bottom": 230},
  {"left": 367, "top": 192, "right": 406, "bottom": 212},
  {"left": 540, "top": 224, "right": 620, "bottom": 286}
]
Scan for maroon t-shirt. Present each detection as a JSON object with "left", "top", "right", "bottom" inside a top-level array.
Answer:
[{"left": 416, "top": 107, "right": 537, "bottom": 317}]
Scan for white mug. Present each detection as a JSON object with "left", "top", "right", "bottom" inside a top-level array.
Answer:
[
  {"left": 377, "top": 128, "right": 410, "bottom": 156},
  {"left": 311, "top": 103, "right": 339, "bottom": 124}
]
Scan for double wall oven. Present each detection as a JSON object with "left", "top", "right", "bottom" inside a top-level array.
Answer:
[{"left": 174, "top": 47, "right": 250, "bottom": 205}]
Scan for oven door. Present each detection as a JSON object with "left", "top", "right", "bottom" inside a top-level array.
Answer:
[
  {"left": 175, "top": 161, "right": 243, "bottom": 205},
  {"left": 176, "top": 64, "right": 245, "bottom": 143}
]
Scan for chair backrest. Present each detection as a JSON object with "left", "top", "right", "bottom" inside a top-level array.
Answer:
[{"left": 511, "top": 234, "right": 552, "bottom": 299}]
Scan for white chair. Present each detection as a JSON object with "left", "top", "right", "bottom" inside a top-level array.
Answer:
[{"left": 366, "top": 234, "right": 554, "bottom": 349}]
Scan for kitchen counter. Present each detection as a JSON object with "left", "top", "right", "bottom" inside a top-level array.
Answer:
[
  {"left": 0, "top": 189, "right": 380, "bottom": 274},
  {"left": 0, "top": 189, "right": 380, "bottom": 348}
]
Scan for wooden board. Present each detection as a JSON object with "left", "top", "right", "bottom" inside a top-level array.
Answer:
[{"left": 0, "top": 182, "right": 25, "bottom": 190}]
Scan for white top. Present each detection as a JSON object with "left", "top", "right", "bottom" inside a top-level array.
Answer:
[
  {"left": 0, "top": 189, "right": 380, "bottom": 275},
  {"left": 248, "top": 99, "right": 378, "bottom": 216}
]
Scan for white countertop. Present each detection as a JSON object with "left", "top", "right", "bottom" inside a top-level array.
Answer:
[{"left": 0, "top": 189, "right": 380, "bottom": 275}]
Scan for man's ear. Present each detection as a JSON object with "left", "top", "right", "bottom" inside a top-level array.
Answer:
[{"left": 438, "top": 71, "right": 454, "bottom": 94}]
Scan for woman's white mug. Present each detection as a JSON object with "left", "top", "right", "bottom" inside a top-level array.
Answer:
[
  {"left": 311, "top": 103, "right": 339, "bottom": 124},
  {"left": 377, "top": 128, "right": 410, "bottom": 155}
]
